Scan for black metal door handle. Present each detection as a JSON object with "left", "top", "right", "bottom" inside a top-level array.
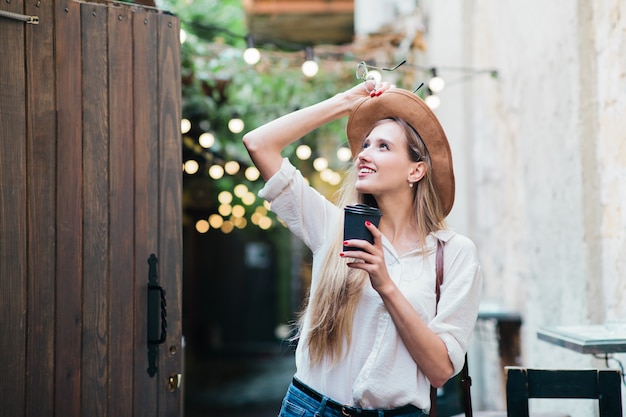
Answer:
[{"left": 147, "top": 253, "right": 167, "bottom": 377}]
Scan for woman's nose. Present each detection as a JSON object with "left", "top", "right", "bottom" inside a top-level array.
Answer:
[{"left": 357, "top": 147, "right": 371, "bottom": 161}]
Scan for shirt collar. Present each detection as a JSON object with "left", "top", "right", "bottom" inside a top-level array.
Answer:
[
  {"left": 381, "top": 229, "right": 456, "bottom": 260},
  {"left": 432, "top": 229, "right": 456, "bottom": 243}
]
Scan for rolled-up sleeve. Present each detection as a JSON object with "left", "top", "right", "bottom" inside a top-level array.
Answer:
[
  {"left": 258, "top": 158, "right": 340, "bottom": 253},
  {"left": 428, "top": 234, "right": 483, "bottom": 374}
]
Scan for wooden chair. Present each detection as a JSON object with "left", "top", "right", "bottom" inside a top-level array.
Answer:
[{"left": 505, "top": 367, "right": 623, "bottom": 417}]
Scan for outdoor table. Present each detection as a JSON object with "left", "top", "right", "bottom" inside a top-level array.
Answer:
[
  {"left": 537, "top": 323, "right": 626, "bottom": 354},
  {"left": 537, "top": 323, "right": 626, "bottom": 390}
]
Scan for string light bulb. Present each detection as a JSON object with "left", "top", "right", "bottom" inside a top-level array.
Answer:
[
  {"left": 301, "top": 46, "right": 318, "bottom": 78},
  {"left": 195, "top": 219, "right": 209, "bottom": 233},
  {"left": 424, "top": 90, "right": 441, "bottom": 110},
  {"left": 243, "top": 34, "right": 261, "bottom": 65},
  {"left": 199, "top": 132, "right": 215, "bottom": 148},
  {"left": 218, "top": 191, "right": 233, "bottom": 204},
  {"left": 228, "top": 114, "right": 244, "bottom": 133},
  {"left": 221, "top": 220, "right": 234, "bottom": 234},
  {"left": 245, "top": 166, "right": 260, "bottom": 181},
  {"left": 183, "top": 160, "right": 199, "bottom": 174},
  {"left": 296, "top": 144, "right": 312, "bottom": 160},
  {"left": 234, "top": 184, "right": 248, "bottom": 198},
  {"left": 208, "top": 214, "right": 223, "bottom": 229},
  {"left": 313, "top": 157, "right": 328, "bottom": 172},
  {"left": 208, "top": 164, "right": 225, "bottom": 179},
  {"left": 181, "top": 118, "right": 191, "bottom": 134},
  {"left": 336, "top": 146, "right": 352, "bottom": 162},
  {"left": 224, "top": 160, "right": 240, "bottom": 175},
  {"left": 232, "top": 205, "right": 245, "bottom": 218},
  {"left": 428, "top": 68, "right": 445, "bottom": 93}
]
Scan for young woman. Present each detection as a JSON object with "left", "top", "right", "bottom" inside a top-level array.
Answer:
[{"left": 243, "top": 80, "right": 482, "bottom": 417}]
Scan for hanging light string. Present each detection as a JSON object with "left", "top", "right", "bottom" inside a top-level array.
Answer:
[
  {"left": 181, "top": 52, "right": 497, "bottom": 182},
  {"left": 181, "top": 20, "right": 498, "bottom": 81}
]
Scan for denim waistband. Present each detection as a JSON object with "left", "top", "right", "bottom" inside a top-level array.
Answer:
[{"left": 283, "top": 378, "right": 425, "bottom": 417}]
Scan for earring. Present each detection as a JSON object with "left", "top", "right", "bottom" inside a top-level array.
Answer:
[{"left": 409, "top": 181, "right": 414, "bottom": 188}]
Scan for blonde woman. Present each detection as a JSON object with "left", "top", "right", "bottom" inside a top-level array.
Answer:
[{"left": 243, "top": 81, "right": 482, "bottom": 417}]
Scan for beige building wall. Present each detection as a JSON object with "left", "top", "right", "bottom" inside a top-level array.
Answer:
[{"left": 413, "top": 0, "right": 626, "bottom": 415}]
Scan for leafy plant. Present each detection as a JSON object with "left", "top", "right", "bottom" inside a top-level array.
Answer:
[{"left": 161, "top": 0, "right": 357, "bottom": 231}]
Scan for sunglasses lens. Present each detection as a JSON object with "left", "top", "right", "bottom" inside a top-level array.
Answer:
[{"left": 356, "top": 62, "right": 368, "bottom": 80}]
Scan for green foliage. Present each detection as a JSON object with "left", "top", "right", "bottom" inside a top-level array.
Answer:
[
  {"left": 164, "top": 0, "right": 356, "bottom": 160},
  {"left": 162, "top": 0, "right": 358, "bottom": 233},
  {"left": 161, "top": 0, "right": 247, "bottom": 44}
]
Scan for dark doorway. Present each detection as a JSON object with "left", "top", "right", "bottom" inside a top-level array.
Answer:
[{"left": 182, "top": 217, "right": 301, "bottom": 416}]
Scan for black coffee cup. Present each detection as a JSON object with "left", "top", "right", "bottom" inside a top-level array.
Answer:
[{"left": 343, "top": 204, "right": 382, "bottom": 251}]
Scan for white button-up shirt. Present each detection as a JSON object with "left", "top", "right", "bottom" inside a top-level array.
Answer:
[{"left": 259, "top": 159, "right": 482, "bottom": 411}]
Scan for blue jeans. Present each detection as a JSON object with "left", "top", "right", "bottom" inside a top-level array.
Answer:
[{"left": 278, "top": 379, "right": 427, "bottom": 417}]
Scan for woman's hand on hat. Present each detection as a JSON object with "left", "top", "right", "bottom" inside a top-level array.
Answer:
[
  {"left": 365, "top": 80, "right": 393, "bottom": 98},
  {"left": 341, "top": 81, "right": 394, "bottom": 113}
]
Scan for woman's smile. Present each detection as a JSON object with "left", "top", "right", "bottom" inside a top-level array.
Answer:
[{"left": 358, "top": 165, "right": 376, "bottom": 177}]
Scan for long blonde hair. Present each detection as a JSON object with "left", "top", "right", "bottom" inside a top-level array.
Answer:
[{"left": 300, "top": 118, "right": 448, "bottom": 365}]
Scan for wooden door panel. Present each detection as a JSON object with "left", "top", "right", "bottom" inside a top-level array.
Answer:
[
  {"left": 81, "top": 3, "right": 111, "bottom": 416},
  {"left": 156, "top": 12, "right": 183, "bottom": 416},
  {"left": 54, "top": 0, "right": 84, "bottom": 415},
  {"left": 108, "top": 5, "right": 136, "bottom": 415},
  {"left": 132, "top": 8, "right": 160, "bottom": 417},
  {"left": 25, "top": 0, "right": 56, "bottom": 413},
  {"left": 1, "top": 1, "right": 182, "bottom": 416},
  {"left": 0, "top": 1, "right": 27, "bottom": 415}
]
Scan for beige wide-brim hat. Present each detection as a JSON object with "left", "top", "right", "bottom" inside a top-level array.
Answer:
[{"left": 346, "top": 88, "right": 455, "bottom": 217}]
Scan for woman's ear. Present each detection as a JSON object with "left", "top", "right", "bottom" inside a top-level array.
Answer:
[{"left": 408, "top": 161, "right": 427, "bottom": 184}]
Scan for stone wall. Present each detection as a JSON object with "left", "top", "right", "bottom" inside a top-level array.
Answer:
[{"left": 418, "top": 0, "right": 626, "bottom": 415}]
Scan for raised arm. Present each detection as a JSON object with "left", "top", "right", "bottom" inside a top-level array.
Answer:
[{"left": 242, "top": 81, "right": 387, "bottom": 181}]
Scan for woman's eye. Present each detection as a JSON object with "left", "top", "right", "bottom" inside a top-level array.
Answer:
[{"left": 361, "top": 141, "right": 388, "bottom": 150}]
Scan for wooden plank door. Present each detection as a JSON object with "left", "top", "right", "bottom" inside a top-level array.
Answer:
[
  {"left": 0, "top": 1, "right": 183, "bottom": 416},
  {"left": 0, "top": 1, "right": 29, "bottom": 415}
]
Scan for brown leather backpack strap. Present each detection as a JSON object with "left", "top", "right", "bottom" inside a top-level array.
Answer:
[
  {"left": 435, "top": 239, "right": 444, "bottom": 308},
  {"left": 432, "top": 238, "right": 473, "bottom": 417},
  {"left": 430, "top": 239, "right": 445, "bottom": 417}
]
